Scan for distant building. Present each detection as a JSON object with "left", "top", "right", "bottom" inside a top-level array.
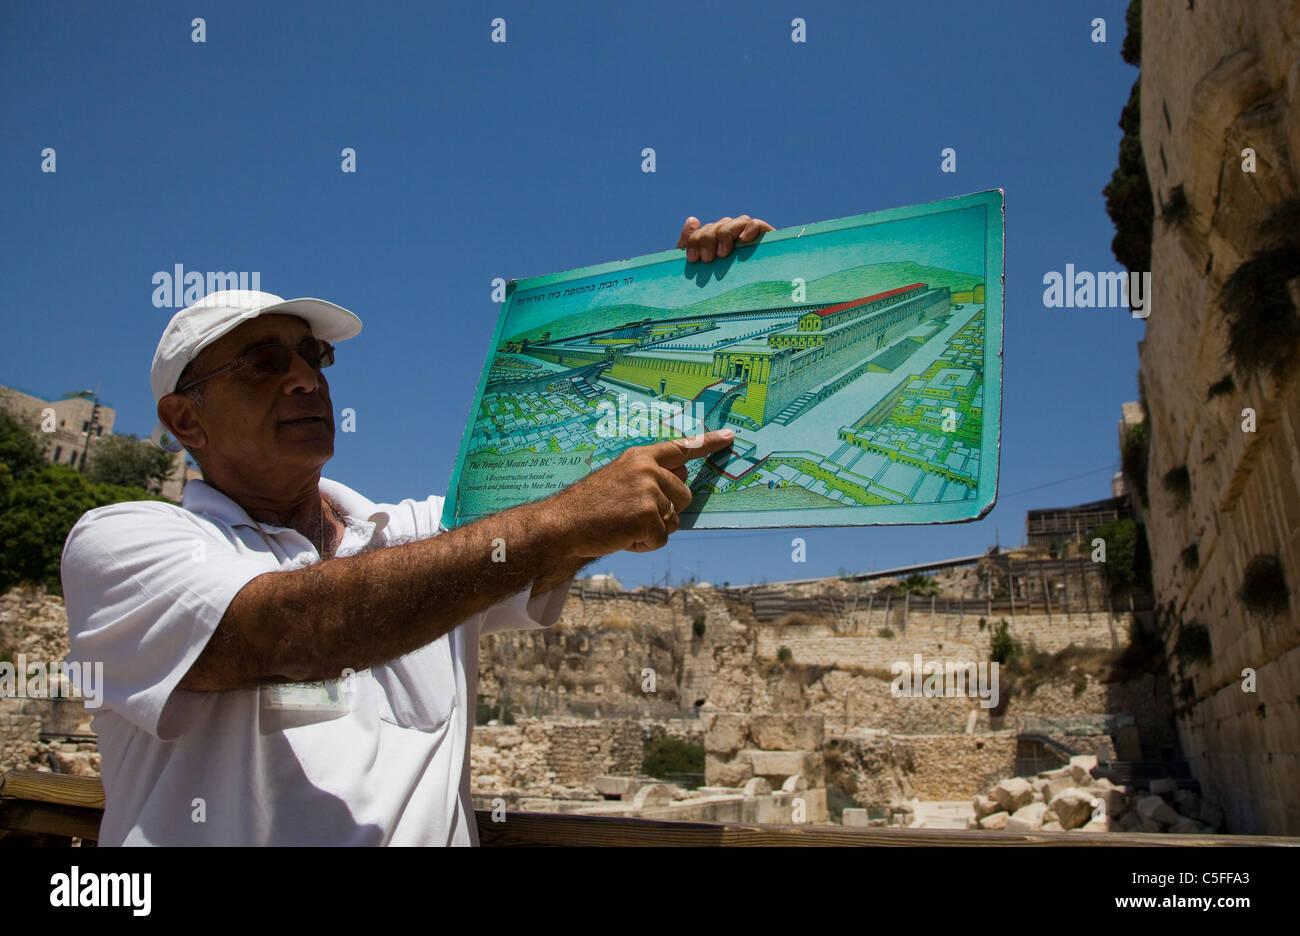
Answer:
[
  {"left": 1025, "top": 496, "right": 1132, "bottom": 553},
  {"left": 0, "top": 383, "right": 191, "bottom": 502}
]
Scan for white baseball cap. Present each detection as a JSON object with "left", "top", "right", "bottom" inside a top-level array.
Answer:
[{"left": 150, "top": 289, "right": 363, "bottom": 404}]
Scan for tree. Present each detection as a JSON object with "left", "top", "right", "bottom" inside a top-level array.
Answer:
[
  {"left": 894, "top": 572, "right": 939, "bottom": 596},
  {"left": 0, "top": 464, "right": 165, "bottom": 596},
  {"left": 1087, "top": 517, "right": 1151, "bottom": 593},
  {"left": 85, "top": 432, "right": 175, "bottom": 494},
  {"left": 0, "top": 409, "right": 47, "bottom": 481}
]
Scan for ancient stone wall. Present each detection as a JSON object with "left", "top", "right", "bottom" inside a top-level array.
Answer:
[
  {"left": 470, "top": 717, "right": 644, "bottom": 800},
  {"left": 825, "top": 731, "right": 1020, "bottom": 806},
  {"left": 1136, "top": 0, "right": 1300, "bottom": 834},
  {"left": 0, "top": 577, "right": 1176, "bottom": 809},
  {"left": 753, "top": 609, "right": 1130, "bottom": 669}
]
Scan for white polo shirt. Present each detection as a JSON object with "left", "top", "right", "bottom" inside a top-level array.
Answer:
[{"left": 60, "top": 476, "right": 569, "bottom": 846}]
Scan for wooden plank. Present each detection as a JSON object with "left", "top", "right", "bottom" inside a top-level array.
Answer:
[
  {"left": 0, "top": 800, "right": 102, "bottom": 842},
  {"left": 472, "top": 811, "right": 1300, "bottom": 847},
  {"left": 1, "top": 769, "right": 105, "bottom": 809}
]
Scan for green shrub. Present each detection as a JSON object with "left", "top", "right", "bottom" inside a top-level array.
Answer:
[
  {"left": 877, "top": 627, "right": 895, "bottom": 639},
  {"left": 642, "top": 736, "right": 704, "bottom": 788},
  {"left": 777, "top": 645, "right": 793, "bottom": 662},
  {"left": 989, "top": 620, "right": 1021, "bottom": 665},
  {"left": 893, "top": 573, "right": 939, "bottom": 596},
  {"left": 1120, "top": 422, "right": 1150, "bottom": 507},
  {"left": 1086, "top": 518, "right": 1152, "bottom": 592},
  {"left": 692, "top": 615, "right": 706, "bottom": 638}
]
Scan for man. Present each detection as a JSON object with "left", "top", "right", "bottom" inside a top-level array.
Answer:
[{"left": 60, "top": 214, "right": 774, "bottom": 845}]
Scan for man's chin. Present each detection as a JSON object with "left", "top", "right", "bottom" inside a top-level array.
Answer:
[{"left": 275, "top": 429, "right": 334, "bottom": 463}]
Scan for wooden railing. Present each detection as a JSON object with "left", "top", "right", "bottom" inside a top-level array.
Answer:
[{"left": 4, "top": 769, "right": 1298, "bottom": 846}]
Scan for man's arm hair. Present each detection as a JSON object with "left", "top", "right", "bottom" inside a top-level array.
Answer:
[{"left": 178, "top": 499, "right": 569, "bottom": 691}]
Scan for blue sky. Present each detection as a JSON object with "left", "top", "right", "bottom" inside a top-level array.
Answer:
[{"left": 1, "top": 0, "right": 1144, "bottom": 587}]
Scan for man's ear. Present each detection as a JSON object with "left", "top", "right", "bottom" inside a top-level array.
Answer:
[{"left": 157, "top": 395, "right": 207, "bottom": 456}]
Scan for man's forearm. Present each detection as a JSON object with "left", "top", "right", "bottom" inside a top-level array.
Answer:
[{"left": 180, "top": 499, "right": 570, "bottom": 690}]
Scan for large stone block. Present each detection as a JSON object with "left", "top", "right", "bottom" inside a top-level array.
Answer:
[
  {"left": 773, "top": 787, "right": 827, "bottom": 824},
  {"left": 1148, "top": 777, "right": 1179, "bottom": 795},
  {"left": 1049, "top": 788, "right": 1095, "bottom": 830},
  {"left": 1136, "top": 794, "right": 1180, "bottom": 826},
  {"left": 842, "top": 808, "right": 870, "bottom": 827},
  {"left": 746, "top": 749, "right": 822, "bottom": 785},
  {"left": 747, "top": 750, "right": 804, "bottom": 777},
  {"left": 1005, "top": 802, "right": 1048, "bottom": 833},
  {"left": 593, "top": 776, "right": 637, "bottom": 798},
  {"left": 972, "top": 794, "right": 999, "bottom": 820},
  {"left": 705, "top": 752, "right": 753, "bottom": 787},
  {"left": 704, "top": 713, "right": 749, "bottom": 755},
  {"left": 1089, "top": 785, "right": 1128, "bottom": 819},
  {"left": 1068, "top": 754, "right": 1098, "bottom": 786},
  {"left": 992, "top": 777, "right": 1034, "bottom": 813},
  {"left": 1175, "top": 788, "right": 1201, "bottom": 818},
  {"left": 1198, "top": 801, "right": 1224, "bottom": 828},
  {"left": 749, "top": 714, "right": 824, "bottom": 751},
  {"left": 1045, "top": 776, "right": 1076, "bottom": 803},
  {"left": 979, "top": 811, "right": 1010, "bottom": 830}
]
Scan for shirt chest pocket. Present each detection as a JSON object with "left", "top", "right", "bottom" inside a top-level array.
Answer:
[{"left": 370, "top": 635, "right": 459, "bottom": 731}]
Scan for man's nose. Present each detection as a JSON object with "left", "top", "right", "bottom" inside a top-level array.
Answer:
[{"left": 283, "top": 346, "right": 322, "bottom": 393}]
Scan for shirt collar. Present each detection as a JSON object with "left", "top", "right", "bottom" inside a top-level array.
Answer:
[{"left": 181, "top": 476, "right": 390, "bottom": 536}]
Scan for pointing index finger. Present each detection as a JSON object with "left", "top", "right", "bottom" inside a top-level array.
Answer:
[{"left": 648, "top": 429, "right": 734, "bottom": 469}]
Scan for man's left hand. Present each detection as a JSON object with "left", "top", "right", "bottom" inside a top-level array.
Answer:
[{"left": 678, "top": 214, "right": 774, "bottom": 263}]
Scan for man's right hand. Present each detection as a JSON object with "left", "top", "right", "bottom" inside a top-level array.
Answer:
[{"left": 536, "top": 429, "right": 734, "bottom": 558}]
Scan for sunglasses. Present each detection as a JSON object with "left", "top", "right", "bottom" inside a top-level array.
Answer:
[{"left": 175, "top": 338, "right": 336, "bottom": 395}]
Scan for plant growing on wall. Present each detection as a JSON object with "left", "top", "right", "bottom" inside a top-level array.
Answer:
[
  {"left": 1160, "top": 183, "right": 1195, "bottom": 229},
  {"left": 1205, "top": 374, "right": 1234, "bottom": 400},
  {"left": 1174, "top": 620, "right": 1212, "bottom": 664},
  {"left": 1218, "top": 199, "right": 1300, "bottom": 382},
  {"left": 989, "top": 620, "right": 1022, "bottom": 665},
  {"left": 1237, "top": 555, "right": 1290, "bottom": 616},
  {"left": 1121, "top": 421, "right": 1150, "bottom": 507},
  {"left": 1162, "top": 464, "right": 1191, "bottom": 509}
]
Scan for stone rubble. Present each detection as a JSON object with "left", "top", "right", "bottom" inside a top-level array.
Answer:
[{"left": 968, "top": 754, "right": 1224, "bottom": 834}]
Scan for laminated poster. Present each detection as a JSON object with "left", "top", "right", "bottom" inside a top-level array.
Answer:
[{"left": 442, "top": 189, "right": 1004, "bottom": 531}]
